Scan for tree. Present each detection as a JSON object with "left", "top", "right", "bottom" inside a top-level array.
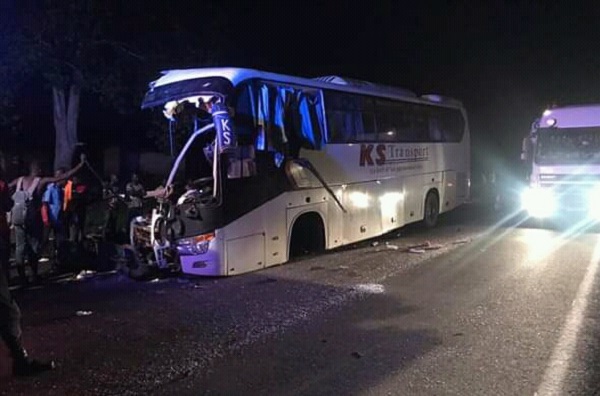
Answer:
[
  {"left": 13, "top": 1, "right": 146, "bottom": 170},
  {"left": 2, "top": 1, "right": 230, "bottom": 168}
]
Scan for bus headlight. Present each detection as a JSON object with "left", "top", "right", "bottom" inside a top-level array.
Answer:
[
  {"left": 176, "top": 232, "right": 215, "bottom": 256},
  {"left": 588, "top": 187, "right": 600, "bottom": 220},
  {"left": 521, "top": 187, "right": 556, "bottom": 218}
]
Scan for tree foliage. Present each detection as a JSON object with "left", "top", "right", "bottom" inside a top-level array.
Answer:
[{"left": 1, "top": 0, "right": 229, "bottom": 166}]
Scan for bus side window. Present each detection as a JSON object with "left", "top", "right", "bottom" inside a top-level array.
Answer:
[{"left": 440, "top": 109, "right": 465, "bottom": 142}]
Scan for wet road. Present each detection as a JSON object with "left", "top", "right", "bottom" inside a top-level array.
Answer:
[{"left": 2, "top": 205, "right": 600, "bottom": 395}]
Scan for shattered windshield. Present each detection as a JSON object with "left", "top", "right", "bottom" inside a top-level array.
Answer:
[
  {"left": 535, "top": 127, "right": 600, "bottom": 165},
  {"left": 164, "top": 96, "right": 222, "bottom": 206}
]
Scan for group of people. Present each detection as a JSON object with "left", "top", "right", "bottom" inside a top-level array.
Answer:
[
  {"left": 0, "top": 153, "right": 159, "bottom": 377},
  {"left": 0, "top": 156, "right": 72, "bottom": 376}
]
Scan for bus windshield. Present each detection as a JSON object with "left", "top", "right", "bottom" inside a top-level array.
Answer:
[
  {"left": 163, "top": 96, "right": 221, "bottom": 206},
  {"left": 535, "top": 127, "right": 600, "bottom": 165}
]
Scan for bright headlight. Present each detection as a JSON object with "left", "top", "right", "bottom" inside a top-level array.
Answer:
[{"left": 521, "top": 187, "right": 556, "bottom": 218}]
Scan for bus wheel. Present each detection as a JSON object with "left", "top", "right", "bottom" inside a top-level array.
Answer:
[
  {"left": 289, "top": 213, "right": 325, "bottom": 258},
  {"left": 423, "top": 191, "right": 440, "bottom": 228}
]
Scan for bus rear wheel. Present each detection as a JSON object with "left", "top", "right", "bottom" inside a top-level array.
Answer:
[{"left": 423, "top": 191, "right": 440, "bottom": 228}]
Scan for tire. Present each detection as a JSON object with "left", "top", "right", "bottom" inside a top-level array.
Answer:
[
  {"left": 120, "top": 246, "right": 153, "bottom": 280},
  {"left": 423, "top": 191, "right": 440, "bottom": 228}
]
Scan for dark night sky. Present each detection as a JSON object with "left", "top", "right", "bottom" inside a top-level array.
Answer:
[
  {"left": 4, "top": 0, "right": 600, "bottom": 175},
  {"left": 221, "top": 0, "right": 600, "bottom": 170}
]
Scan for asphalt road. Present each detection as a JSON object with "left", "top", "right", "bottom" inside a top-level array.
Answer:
[{"left": 2, "top": 205, "right": 600, "bottom": 395}]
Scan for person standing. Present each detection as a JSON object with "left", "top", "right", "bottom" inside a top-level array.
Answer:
[
  {"left": 63, "top": 175, "right": 88, "bottom": 245},
  {"left": 125, "top": 173, "right": 145, "bottom": 221},
  {"left": 41, "top": 168, "right": 67, "bottom": 272}
]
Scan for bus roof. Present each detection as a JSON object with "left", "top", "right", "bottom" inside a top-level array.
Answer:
[
  {"left": 147, "top": 67, "right": 464, "bottom": 108},
  {"left": 540, "top": 104, "right": 600, "bottom": 129}
]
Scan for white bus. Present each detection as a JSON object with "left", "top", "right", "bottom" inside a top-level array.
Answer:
[
  {"left": 521, "top": 104, "right": 600, "bottom": 221},
  {"left": 129, "top": 68, "right": 470, "bottom": 277}
]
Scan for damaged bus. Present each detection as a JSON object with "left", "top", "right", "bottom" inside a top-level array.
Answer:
[{"left": 129, "top": 68, "right": 470, "bottom": 278}]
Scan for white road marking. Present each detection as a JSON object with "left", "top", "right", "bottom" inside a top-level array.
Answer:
[{"left": 535, "top": 236, "right": 600, "bottom": 395}]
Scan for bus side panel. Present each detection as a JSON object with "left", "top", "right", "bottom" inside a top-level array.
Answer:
[
  {"left": 379, "top": 177, "right": 406, "bottom": 233},
  {"left": 225, "top": 233, "right": 266, "bottom": 275},
  {"left": 263, "top": 194, "right": 290, "bottom": 267},
  {"left": 440, "top": 170, "right": 457, "bottom": 213},
  {"left": 341, "top": 180, "right": 384, "bottom": 244},
  {"left": 218, "top": 193, "right": 288, "bottom": 274}
]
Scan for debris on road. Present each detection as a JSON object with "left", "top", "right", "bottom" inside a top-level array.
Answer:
[
  {"left": 452, "top": 239, "right": 470, "bottom": 245},
  {"left": 75, "top": 270, "right": 97, "bottom": 281},
  {"left": 405, "top": 241, "right": 443, "bottom": 253},
  {"left": 351, "top": 351, "right": 363, "bottom": 359},
  {"left": 353, "top": 283, "right": 385, "bottom": 294},
  {"left": 75, "top": 310, "right": 93, "bottom": 317},
  {"left": 371, "top": 241, "right": 380, "bottom": 247},
  {"left": 386, "top": 244, "right": 399, "bottom": 250}
]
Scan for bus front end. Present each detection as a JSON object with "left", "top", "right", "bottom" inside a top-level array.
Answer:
[{"left": 130, "top": 73, "right": 239, "bottom": 276}]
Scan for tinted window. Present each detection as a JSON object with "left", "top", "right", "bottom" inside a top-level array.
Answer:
[
  {"left": 324, "top": 90, "right": 465, "bottom": 143},
  {"left": 325, "top": 92, "right": 376, "bottom": 142}
]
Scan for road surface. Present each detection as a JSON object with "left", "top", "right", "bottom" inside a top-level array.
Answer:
[{"left": 1, "top": 205, "right": 600, "bottom": 395}]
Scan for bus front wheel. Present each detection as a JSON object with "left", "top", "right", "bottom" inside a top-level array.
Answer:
[
  {"left": 423, "top": 191, "right": 440, "bottom": 228},
  {"left": 289, "top": 213, "right": 325, "bottom": 258}
]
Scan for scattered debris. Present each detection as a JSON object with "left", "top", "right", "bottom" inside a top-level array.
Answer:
[
  {"left": 453, "top": 332, "right": 464, "bottom": 337},
  {"left": 193, "top": 284, "right": 204, "bottom": 289},
  {"left": 386, "top": 244, "right": 399, "bottom": 250},
  {"left": 75, "top": 311, "right": 93, "bottom": 317},
  {"left": 149, "top": 278, "right": 161, "bottom": 283},
  {"left": 371, "top": 241, "right": 379, "bottom": 247},
  {"left": 354, "top": 283, "right": 385, "bottom": 294},
  {"left": 405, "top": 241, "right": 443, "bottom": 252},
  {"left": 339, "top": 265, "right": 349, "bottom": 270},
  {"left": 75, "top": 270, "right": 97, "bottom": 280},
  {"left": 351, "top": 351, "right": 363, "bottom": 359},
  {"left": 452, "top": 239, "right": 470, "bottom": 245}
]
